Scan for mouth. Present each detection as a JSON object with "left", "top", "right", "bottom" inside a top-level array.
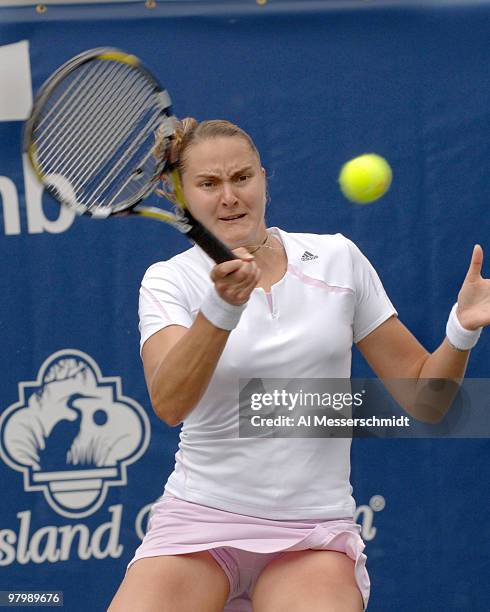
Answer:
[{"left": 218, "top": 213, "right": 246, "bottom": 222}]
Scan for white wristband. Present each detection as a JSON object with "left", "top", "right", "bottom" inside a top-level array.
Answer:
[
  {"left": 445, "top": 303, "right": 482, "bottom": 351},
  {"left": 200, "top": 287, "right": 247, "bottom": 331}
]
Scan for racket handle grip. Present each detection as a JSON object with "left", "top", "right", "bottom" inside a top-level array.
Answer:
[{"left": 185, "top": 214, "right": 238, "bottom": 263}]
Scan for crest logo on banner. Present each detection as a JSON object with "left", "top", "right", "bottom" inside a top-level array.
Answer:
[{"left": 0, "top": 350, "right": 150, "bottom": 518}]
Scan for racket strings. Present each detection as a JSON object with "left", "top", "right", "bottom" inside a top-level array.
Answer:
[
  {"left": 103, "top": 146, "right": 157, "bottom": 210},
  {"left": 54, "top": 71, "right": 154, "bottom": 192},
  {"left": 35, "top": 60, "right": 102, "bottom": 140},
  {"left": 35, "top": 60, "right": 120, "bottom": 164},
  {"left": 74, "top": 100, "right": 156, "bottom": 204},
  {"left": 83, "top": 107, "right": 162, "bottom": 210},
  {"left": 32, "top": 59, "right": 165, "bottom": 212},
  {"left": 36, "top": 62, "right": 142, "bottom": 175}
]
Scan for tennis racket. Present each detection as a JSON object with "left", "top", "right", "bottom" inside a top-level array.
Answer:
[{"left": 23, "top": 47, "right": 236, "bottom": 263}]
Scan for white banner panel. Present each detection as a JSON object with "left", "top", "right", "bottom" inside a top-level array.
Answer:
[{"left": 0, "top": 40, "right": 32, "bottom": 122}]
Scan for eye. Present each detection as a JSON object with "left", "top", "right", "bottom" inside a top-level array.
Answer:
[
  {"left": 200, "top": 180, "right": 216, "bottom": 189},
  {"left": 235, "top": 174, "right": 250, "bottom": 183}
]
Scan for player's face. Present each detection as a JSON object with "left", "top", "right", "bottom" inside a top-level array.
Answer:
[{"left": 181, "top": 136, "right": 267, "bottom": 250}]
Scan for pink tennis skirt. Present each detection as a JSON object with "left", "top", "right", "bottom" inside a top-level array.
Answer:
[{"left": 127, "top": 492, "right": 370, "bottom": 610}]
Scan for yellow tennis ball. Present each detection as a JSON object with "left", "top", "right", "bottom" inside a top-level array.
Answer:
[{"left": 338, "top": 153, "right": 392, "bottom": 204}]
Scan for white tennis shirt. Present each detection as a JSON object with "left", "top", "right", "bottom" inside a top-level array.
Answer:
[{"left": 139, "top": 228, "right": 397, "bottom": 519}]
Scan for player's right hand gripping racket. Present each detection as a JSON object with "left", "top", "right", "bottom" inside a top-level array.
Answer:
[{"left": 23, "top": 47, "right": 237, "bottom": 263}]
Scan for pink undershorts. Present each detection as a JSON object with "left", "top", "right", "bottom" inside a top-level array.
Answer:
[{"left": 127, "top": 492, "right": 370, "bottom": 610}]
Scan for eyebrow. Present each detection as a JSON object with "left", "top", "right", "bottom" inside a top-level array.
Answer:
[{"left": 194, "top": 166, "right": 254, "bottom": 179}]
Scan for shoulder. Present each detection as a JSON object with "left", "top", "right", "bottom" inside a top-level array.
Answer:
[
  {"left": 274, "top": 227, "right": 377, "bottom": 293},
  {"left": 275, "top": 227, "right": 360, "bottom": 263},
  {"left": 142, "top": 245, "right": 212, "bottom": 286}
]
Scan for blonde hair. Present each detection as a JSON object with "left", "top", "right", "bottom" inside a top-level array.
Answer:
[{"left": 154, "top": 118, "right": 261, "bottom": 203}]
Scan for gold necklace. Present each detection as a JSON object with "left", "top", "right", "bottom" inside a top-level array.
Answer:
[{"left": 248, "top": 233, "right": 269, "bottom": 255}]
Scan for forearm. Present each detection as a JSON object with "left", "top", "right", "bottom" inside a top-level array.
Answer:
[
  {"left": 407, "top": 339, "right": 471, "bottom": 423},
  {"left": 418, "top": 337, "right": 470, "bottom": 380},
  {"left": 150, "top": 313, "right": 230, "bottom": 425},
  {"left": 364, "top": 315, "right": 476, "bottom": 423}
]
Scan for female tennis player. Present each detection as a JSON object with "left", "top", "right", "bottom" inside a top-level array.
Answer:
[{"left": 108, "top": 119, "right": 488, "bottom": 612}]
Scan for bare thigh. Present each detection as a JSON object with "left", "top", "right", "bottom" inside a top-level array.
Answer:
[
  {"left": 252, "top": 549, "right": 363, "bottom": 612},
  {"left": 107, "top": 551, "right": 230, "bottom": 612}
]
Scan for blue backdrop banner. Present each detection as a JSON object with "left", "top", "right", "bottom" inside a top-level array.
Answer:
[{"left": 1, "top": 2, "right": 489, "bottom": 610}]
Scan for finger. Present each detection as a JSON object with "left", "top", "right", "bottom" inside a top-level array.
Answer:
[
  {"left": 216, "top": 264, "right": 261, "bottom": 303},
  {"left": 237, "top": 267, "right": 262, "bottom": 297},
  {"left": 223, "top": 276, "right": 259, "bottom": 304},
  {"left": 465, "top": 244, "right": 483, "bottom": 281},
  {"left": 234, "top": 267, "right": 261, "bottom": 294},
  {"left": 216, "top": 262, "right": 258, "bottom": 292},
  {"left": 210, "top": 248, "right": 256, "bottom": 282},
  {"left": 232, "top": 247, "right": 255, "bottom": 262},
  {"left": 211, "top": 258, "right": 249, "bottom": 281}
]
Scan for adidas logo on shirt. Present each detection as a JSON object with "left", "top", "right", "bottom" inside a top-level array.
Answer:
[{"left": 301, "top": 251, "right": 318, "bottom": 261}]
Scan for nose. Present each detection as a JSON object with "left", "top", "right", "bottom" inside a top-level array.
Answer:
[{"left": 220, "top": 181, "right": 238, "bottom": 206}]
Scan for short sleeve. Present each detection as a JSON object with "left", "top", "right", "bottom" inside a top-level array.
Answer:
[
  {"left": 346, "top": 240, "right": 398, "bottom": 343},
  {"left": 138, "top": 262, "right": 193, "bottom": 353}
]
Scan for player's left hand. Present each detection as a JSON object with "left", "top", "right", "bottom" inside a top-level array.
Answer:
[{"left": 456, "top": 244, "right": 490, "bottom": 330}]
